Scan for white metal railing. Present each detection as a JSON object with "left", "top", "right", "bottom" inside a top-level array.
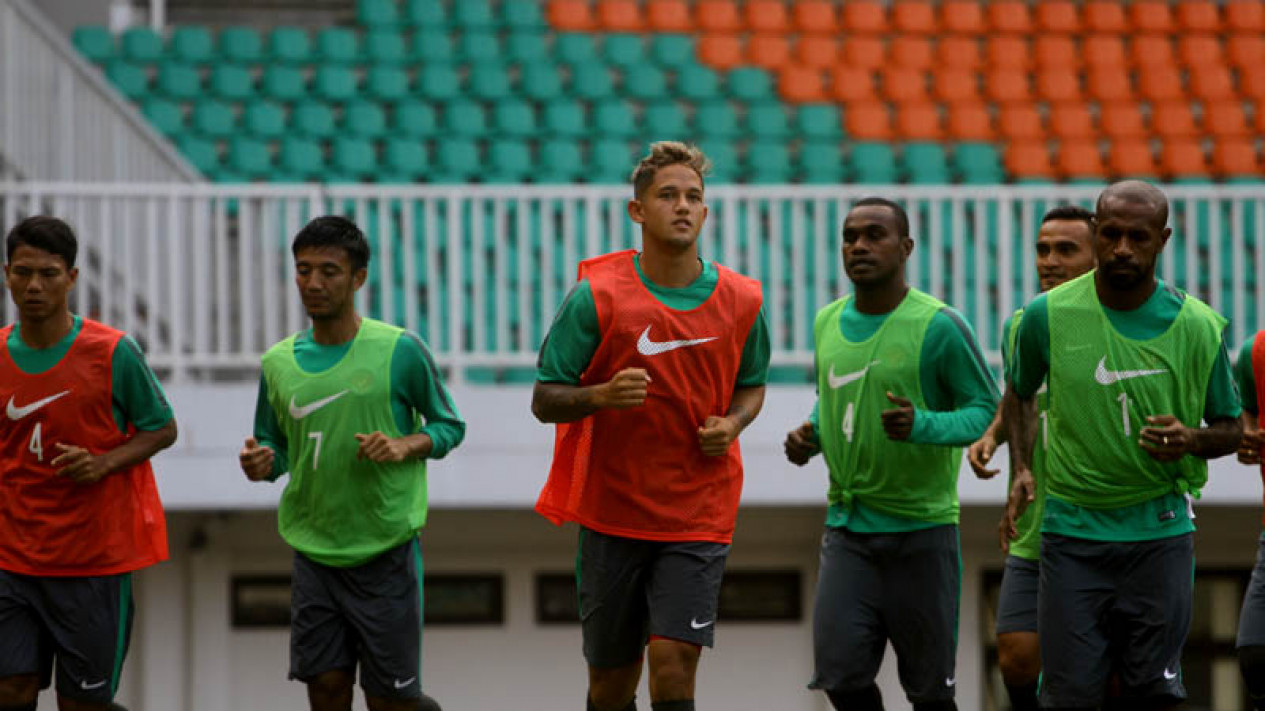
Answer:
[
  {"left": 0, "top": 0, "right": 199, "bottom": 182},
  {"left": 0, "top": 182, "right": 1262, "bottom": 383}
]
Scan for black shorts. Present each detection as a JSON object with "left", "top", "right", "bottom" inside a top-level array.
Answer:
[
  {"left": 996, "top": 555, "right": 1039, "bottom": 635},
  {"left": 809, "top": 525, "right": 961, "bottom": 704},
  {"left": 290, "top": 538, "right": 425, "bottom": 700},
  {"left": 577, "top": 527, "right": 729, "bottom": 669},
  {"left": 1239, "top": 533, "right": 1265, "bottom": 648},
  {"left": 1039, "top": 533, "right": 1192, "bottom": 708},
  {"left": 0, "top": 568, "right": 134, "bottom": 704}
]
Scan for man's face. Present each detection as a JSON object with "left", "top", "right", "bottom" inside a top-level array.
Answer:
[
  {"left": 4, "top": 244, "right": 77, "bottom": 322},
  {"left": 628, "top": 164, "right": 708, "bottom": 251},
  {"left": 842, "top": 205, "right": 910, "bottom": 287},
  {"left": 1036, "top": 219, "right": 1096, "bottom": 291},
  {"left": 294, "top": 246, "right": 364, "bottom": 320},
  {"left": 1095, "top": 198, "right": 1170, "bottom": 291}
]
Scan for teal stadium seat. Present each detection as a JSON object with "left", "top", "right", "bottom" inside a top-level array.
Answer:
[
  {"left": 488, "top": 140, "right": 533, "bottom": 182},
  {"left": 268, "top": 27, "right": 311, "bottom": 63},
  {"left": 293, "top": 101, "right": 337, "bottom": 138},
  {"left": 313, "top": 65, "right": 359, "bottom": 102},
  {"left": 170, "top": 27, "right": 214, "bottom": 64},
  {"left": 726, "top": 67, "right": 774, "bottom": 102},
  {"left": 539, "top": 139, "right": 583, "bottom": 182},
  {"left": 358, "top": 0, "right": 400, "bottom": 29},
  {"left": 393, "top": 99, "right": 438, "bottom": 137},
  {"left": 406, "top": 0, "right": 447, "bottom": 26},
  {"left": 698, "top": 140, "right": 737, "bottom": 183},
  {"left": 210, "top": 64, "right": 255, "bottom": 100},
  {"left": 643, "top": 101, "right": 690, "bottom": 139},
  {"left": 365, "top": 31, "right": 408, "bottom": 64},
  {"left": 521, "top": 63, "right": 563, "bottom": 101},
  {"left": 591, "top": 139, "right": 634, "bottom": 183},
  {"left": 850, "top": 143, "right": 899, "bottom": 183},
  {"left": 623, "top": 65, "right": 667, "bottom": 101},
  {"left": 503, "top": 0, "right": 545, "bottom": 29},
  {"left": 747, "top": 102, "right": 791, "bottom": 139},
  {"left": 543, "top": 99, "right": 586, "bottom": 137},
  {"left": 676, "top": 65, "right": 721, "bottom": 101},
  {"left": 796, "top": 104, "right": 843, "bottom": 140},
  {"left": 177, "top": 135, "right": 220, "bottom": 174},
  {"left": 156, "top": 62, "right": 201, "bottom": 99},
  {"left": 746, "top": 141, "right": 793, "bottom": 183},
  {"left": 332, "top": 137, "right": 377, "bottom": 178},
  {"left": 469, "top": 63, "right": 512, "bottom": 100},
  {"left": 594, "top": 100, "right": 637, "bottom": 138},
  {"left": 453, "top": 0, "right": 496, "bottom": 29},
  {"left": 800, "top": 141, "right": 845, "bottom": 183},
  {"left": 280, "top": 137, "right": 325, "bottom": 177},
  {"left": 436, "top": 139, "right": 481, "bottom": 181},
  {"left": 219, "top": 27, "right": 264, "bottom": 63},
  {"left": 192, "top": 100, "right": 236, "bottom": 137},
  {"left": 650, "top": 35, "right": 695, "bottom": 69},
  {"left": 365, "top": 66, "right": 410, "bottom": 101},
  {"left": 262, "top": 65, "right": 307, "bottom": 101},
  {"left": 382, "top": 137, "right": 428, "bottom": 180},
  {"left": 903, "top": 143, "right": 951, "bottom": 184},
  {"left": 443, "top": 99, "right": 488, "bottom": 137},
  {"left": 603, "top": 34, "right": 646, "bottom": 68},
  {"left": 506, "top": 32, "right": 548, "bottom": 63},
  {"left": 494, "top": 99, "right": 538, "bottom": 138},
  {"left": 316, "top": 28, "right": 360, "bottom": 63},
  {"left": 418, "top": 64, "right": 461, "bottom": 100},
  {"left": 413, "top": 30, "right": 454, "bottom": 63},
  {"left": 228, "top": 137, "right": 271, "bottom": 178},
  {"left": 142, "top": 99, "right": 184, "bottom": 136},
  {"left": 243, "top": 100, "right": 286, "bottom": 138},
  {"left": 121, "top": 27, "right": 164, "bottom": 62},
  {"left": 954, "top": 143, "right": 1005, "bottom": 183},
  {"left": 459, "top": 31, "right": 501, "bottom": 63},
  {"left": 105, "top": 61, "right": 149, "bottom": 100},
  {"left": 73, "top": 27, "right": 115, "bottom": 63},
  {"left": 570, "top": 63, "right": 614, "bottom": 100},
  {"left": 555, "top": 35, "right": 597, "bottom": 65},
  {"left": 694, "top": 101, "right": 741, "bottom": 139},
  {"left": 344, "top": 100, "right": 387, "bottom": 138}
]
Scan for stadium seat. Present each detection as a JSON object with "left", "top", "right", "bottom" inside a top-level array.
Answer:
[
  {"left": 845, "top": 103, "right": 892, "bottom": 140},
  {"left": 843, "top": 37, "right": 886, "bottom": 69},
  {"left": 493, "top": 99, "right": 537, "bottom": 138},
  {"left": 1035, "top": 36, "right": 1078, "bottom": 70},
  {"left": 897, "top": 103, "right": 943, "bottom": 140},
  {"left": 210, "top": 65, "right": 255, "bottom": 100},
  {"left": 954, "top": 143, "right": 1005, "bottom": 183},
  {"left": 623, "top": 65, "right": 668, "bottom": 101},
  {"left": 177, "top": 135, "right": 220, "bottom": 174},
  {"left": 1213, "top": 139, "right": 1261, "bottom": 179},
  {"left": 987, "top": 36, "right": 1032, "bottom": 70},
  {"left": 643, "top": 101, "right": 690, "bottom": 138},
  {"left": 677, "top": 65, "right": 722, "bottom": 101},
  {"left": 746, "top": 0, "right": 790, "bottom": 32},
  {"left": 793, "top": 1, "right": 839, "bottom": 34},
  {"left": 219, "top": 27, "right": 264, "bottom": 63},
  {"left": 552, "top": 35, "right": 599, "bottom": 64},
  {"left": 696, "top": 0, "right": 742, "bottom": 33},
  {"left": 488, "top": 140, "right": 533, "bottom": 182},
  {"left": 520, "top": 63, "right": 563, "bottom": 101},
  {"left": 1107, "top": 139, "right": 1159, "bottom": 178},
  {"left": 603, "top": 34, "right": 646, "bottom": 68},
  {"left": 998, "top": 105, "right": 1044, "bottom": 141},
  {"left": 1241, "top": 70, "right": 1265, "bottom": 101},
  {"left": 1152, "top": 102, "right": 1198, "bottom": 139},
  {"left": 413, "top": 29, "right": 455, "bottom": 63},
  {"left": 591, "top": 139, "right": 635, "bottom": 182},
  {"left": 358, "top": 0, "right": 400, "bottom": 29},
  {"left": 261, "top": 65, "right": 306, "bottom": 101},
  {"left": 269, "top": 27, "right": 312, "bottom": 63},
  {"left": 155, "top": 62, "right": 200, "bottom": 100},
  {"left": 443, "top": 99, "right": 488, "bottom": 137},
  {"left": 1087, "top": 67, "right": 1134, "bottom": 101},
  {"left": 142, "top": 98, "right": 184, "bottom": 136},
  {"left": 1131, "top": 36, "right": 1176, "bottom": 68},
  {"left": 1177, "top": 0, "right": 1220, "bottom": 32},
  {"left": 796, "top": 104, "right": 843, "bottom": 140},
  {"left": 344, "top": 100, "right": 387, "bottom": 138},
  {"left": 593, "top": 100, "right": 637, "bottom": 137},
  {"left": 538, "top": 139, "right": 584, "bottom": 182},
  {"left": 121, "top": 27, "right": 163, "bottom": 62},
  {"left": 313, "top": 66, "right": 358, "bottom": 102},
  {"left": 454, "top": 0, "right": 496, "bottom": 29},
  {"left": 985, "top": 69, "right": 1032, "bottom": 104},
  {"left": 1005, "top": 142, "right": 1054, "bottom": 180},
  {"left": 1036, "top": 1, "right": 1080, "bottom": 33},
  {"left": 1036, "top": 71, "right": 1081, "bottom": 102},
  {"left": 1178, "top": 35, "right": 1224, "bottom": 69},
  {"left": 746, "top": 35, "right": 792, "bottom": 71},
  {"left": 598, "top": 0, "right": 644, "bottom": 31},
  {"left": 293, "top": 101, "right": 337, "bottom": 138},
  {"left": 893, "top": 2, "right": 936, "bottom": 34},
  {"left": 903, "top": 143, "right": 951, "bottom": 184},
  {"left": 242, "top": 100, "right": 285, "bottom": 138},
  {"left": 543, "top": 99, "right": 586, "bottom": 137},
  {"left": 1056, "top": 141, "right": 1106, "bottom": 181},
  {"left": 569, "top": 63, "right": 614, "bottom": 100},
  {"left": 278, "top": 137, "right": 324, "bottom": 177},
  {"left": 105, "top": 61, "right": 150, "bottom": 99},
  {"left": 793, "top": 36, "right": 837, "bottom": 69},
  {"left": 1084, "top": 35, "right": 1127, "bottom": 68},
  {"left": 1138, "top": 67, "right": 1185, "bottom": 102},
  {"left": 799, "top": 140, "right": 845, "bottom": 183},
  {"left": 365, "top": 66, "right": 410, "bottom": 101},
  {"left": 778, "top": 67, "right": 826, "bottom": 102},
  {"left": 989, "top": 1, "right": 1033, "bottom": 33},
  {"left": 468, "top": 63, "right": 512, "bottom": 101},
  {"left": 1048, "top": 104, "right": 1095, "bottom": 140},
  {"left": 1162, "top": 139, "right": 1210, "bottom": 180},
  {"left": 697, "top": 34, "right": 743, "bottom": 70},
  {"left": 830, "top": 67, "right": 876, "bottom": 102},
  {"left": 170, "top": 27, "right": 214, "bottom": 64},
  {"left": 647, "top": 0, "right": 692, "bottom": 32},
  {"left": 1099, "top": 103, "right": 1147, "bottom": 139},
  {"left": 933, "top": 69, "right": 980, "bottom": 103},
  {"left": 417, "top": 64, "right": 461, "bottom": 100},
  {"left": 745, "top": 141, "right": 792, "bottom": 183},
  {"left": 227, "top": 137, "right": 271, "bottom": 177},
  {"left": 1226, "top": 1, "right": 1265, "bottom": 32},
  {"left": 332, "top": 137, "right": 377, "bottom": 178},
  {"left": 941, "top": 0, "right": 985, "bottom": 34},
  {"left": 842, "top": 0, "right": 887, "bottom": 34},
  {"left": 850, "top": 142, "right": 898, "bottom": 183},
  {"left": 891, "top": 37, "right": 934, "bottom": 70},
  {"left": 747, "top": 102, "right": 790, "bottom": 139},
  {"left": 946, "top": 103, "right": 993, "bottom": 141},
  {"left": 365, "top": 31, "right": 408, "bottom": 64},
  {"left": 192, "top": 100, "right": 236, "bottom": 137},
  {"left": 649, "top": 35, "right": 694, "bottom": 68},
  {"left": 73, "top": 26, "right": 115, "bottom": 63},
  {"left": 726, "top": 67, "right": 775, "bottom": 102},
  {"left": 697, "top": 140, "right": 737, "bottom": 182},
  {"left": 459, "top": 31, "right": 501, "bottom": 63},
  {"left": 937, "top": 37, "right": 982, "bottom": 70},
  {"left": 548, "top": 0, "right": 595, "bottom": 31},
  {"left": 393, "top": 99, "right": 438, "bottom": 137},
  {"left": 1203, "top": 100, "right": 1250, "bottom": 139},
  {"left": 1227, "top": 36, "right": 1265, "bottom": 71},
  {"left": 1084, "top": 1, "right": 1128, "bottom": 32},
  {"left": 504, "top": 1, "right": 545, "bottom": 30},
  {"left": 881, "top": 68, "right": 927, "bottom": 103},
  {"left": 694, "top": 101, "right": 740, "bottom": 139},
  {"left": 1130, "top": 2, "right": 1175, "bottom": 34},
  {"left": 435, "top": 139, "right": 480, "bottom": 180}
]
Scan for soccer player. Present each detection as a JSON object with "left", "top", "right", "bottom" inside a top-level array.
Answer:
[
  {"left": 532, "top": 142, "right": 770, "bottom": 711},
  {"left": 0, "top": 216, "right": 177, "bottom": 711},
  {"left": 966, "top": 205, "right": 1096, "bottom": 711},
  {"left": 1005, "top": 181, "right": 1241, "bottom": 711},
  {"left": 239, "top": 216, "right": 463, "bottom": 711},
  {"left": 783, "top": 198, "right": 998, "bottom": 711},
  {"left": 1233, "top": 331, "right": 1265, "bottom": 709}
]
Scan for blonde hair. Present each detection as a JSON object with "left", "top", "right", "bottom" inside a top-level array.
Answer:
[{"left": 630, "top": 141, "right": 712, "bottom": 196}]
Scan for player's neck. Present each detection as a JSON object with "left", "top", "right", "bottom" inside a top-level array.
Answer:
[
  {"left": 310, "top": 311, "right": 362, "bottom": 345},
  {"left": 18, "top": 309, "right": 74, "bottom": 349},
  {"left": 853, "top": 281, "right": 909, "bottom": 315},
  {"left": 639, "top": 241, "right": 702, "bottom": 289},
  {"left": 1094, "top": 271, "right": 1158, "bottom": 312}
]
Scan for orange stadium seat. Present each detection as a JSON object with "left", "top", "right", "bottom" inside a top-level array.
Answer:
[
  {"left": 1084, "top": 35, "right": 1127, "bottom": 68},
  {"left": 1088, "top": 67, "right": 1135, "bottom": 101},
  {"left": 1151, "top": 101, "right": 1199, "bottom": 139},
  {"left": 1049, "top": 104, "right": 1096, "bottom": 140},
  {"left": 989, "top": 1, "right": 1033, "bottom": 33},
  {"left": 1228, "top": 36, "right": 1265, "bottom": 71},
  {"left": 795, "top": 36, "right": 839, "bottom": 70},
  {"left": 938, "top": 37, "right": 982, "bottom": 70},
  {"left": 830, "top": 67, "right": 877, "bottom": 101},
  {"left": 745, "top": 0, "right": 789, "bottom": 33},
  {"left": 891, "top": 37, "right": 935, "bottom": 70},
  {"left": 897, "top": 103, "right": 944, "bottom": 140},
  {"left": 1240, "top": 70, "right": 1265, "bottom": 101},
  {"left": 597, "top": 0, "right": 643, "bottom": 31},
  {"left": 696, "top": 0, "right": 742, "bottom": 33},
  {"left": 747, "top": 34, "right": 792, "bottom": 70},
  {"left": 778, "top": 66, "right": 826, "bottom": 102},
  {"left": 940, "top": 0, "right": 984, "bottom": 34},
  {"left": 1202, "top": 100, "right": 1250, "bottom": 139},
  {"left": 1137, "top": 68, "right": 1185, "bottom": 102},
  {"left": 1256, "top": 107, "right": 1265, "bottom": 136},
  {"left": 793, "top": 0, "right": 839, "bottom": 34},
  {"left": 947, "top": 102, "right": 993, "bottom": 140},
  {"left": 1226, "top": 1, "right": 1265, "bottom": 32},
  {"left": 893, "top": 2, "right": 937, "bottom": 34},
  {"left": 843, "top": 37, "right": 886, "bottom": 69},
  {"left": 1177, "top": 0, "right": 1221, "bottom": 32},
  {"left": 842, "top": 0, "right": 887, "bottom": 34},
  {"left": 1131, "top": 36, "right": 1176, "bottom": 67},
  {"left": 1035, "top": 36, "right": 1078, "bottom": 70},
  {"left": 881, "top": 67, "right": 928, "bottom": 103},
  {"left": 697, "top": 34, "right": 743, "bottom": 70},
  {"left": 647, "top": 0, "right": 692, "bottom": 31},
  {"left": 986, "top": 69, "right": 1032, "bottom": 104},
  {"left": 1189, "top": 66, "right": 1237, "bottom": 102},
  {"left": 1213, "top": 139, "right": 1261, "bottom": 178},
  {"left": 932, "top": 68, "right": 981, "bottom": 103},
  {"left": 1005, "top": 141, "right": 1055, "bottom": 179},
  {"left": 548, "top": 0, "right": 595, "bottom": 31},
  {"left": 1057, "top": 141, "right": 1107, "bottom": 179},
  {"left": 1108, "top": 139, "right": 1159, "bottom": 177},
  {"left": 1036, "top": 1, "right": 1081, "bottom": 33},
  {"left": 1177, "top": 35, "right": 1225, "bottom": 69},
  {"left": 1037, "top": 70, "right": 1081, "bottom": 102},
  {"left": 1084, "top": 1, "right": 1128, "bottom": 33},
  {"left": 987, "top": 36, "right": 1032, "bottom": 70},
  {"left": 1130, "top": 1, "right": 1176, "bottom": 34},
  {"left": 1100, "top": 103, "right": 1147, "bottom": 139},
  {"left": 846, "top": 102, "right": 894, "bottom": 140},
  {"left": 1162, "top": 139, "right": 1210, "bottom": 179},
  {"left": 999, "top": 105, "right": 1044, "bottom": 140}
]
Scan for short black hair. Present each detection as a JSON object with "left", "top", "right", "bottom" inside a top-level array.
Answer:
[
  {"left": 5, "top": 215, "right": 78, "bottom": 268},
  {"left": 1041, "top": 204, "right": 1095, "bottom": 232},
  {"left": 851, "top": 197, "right": 910, "bottom": 238},
  {"left": 291, "top": 216, "right": 369, "bottom": 272}
]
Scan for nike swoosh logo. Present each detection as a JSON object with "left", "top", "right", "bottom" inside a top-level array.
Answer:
[
  {"left": 1094, "top": 357, "right": 1167, "bottom": 386},
  {"left": 80, "top": 679, "right": 108, "bottom": 690},
  {"left": 828, "top": 361, "right": 879, "bottom": 389},
  {"left": 288, "top": 390, "right": 349, "bottom": 419},
  {"left": 1163, "top": 668, "right": 1178, "bottom": 680},
  {"left": 690, "top": 618, "right": 714, "bottom": 629},
  {"left": 394, "top": 676, "right": 416, "bottom": 689},
  {"left": 6, "top": 390, "right": 71, "bottom": 420},
  {"left": 636, "top": 326, "right": 717, "bottom": 356},
  {"left": 945, "top": 677, "right": 956, "bottom": 687}
]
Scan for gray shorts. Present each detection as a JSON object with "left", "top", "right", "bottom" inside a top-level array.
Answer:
[
  {"left": 577, "top": 527, "right": 729, "bottom": 669},
  {"left": 0, "top": 568, "right": 134, "bottom": 704},
  {"left": 996, "top": 555, "right": 1039, "bottom": 635},
  {"left": 810, "top": 525, "right": 961, "bottom": 703},
  {"left": 1238, "top": 533, "right": 1265, "bottom": 648},
  {"left": 290, "top": 538, "right": 424, "bottom": 700},
  {"left": 1039, "top": 533, "right": 1192, "bottom": 707}
]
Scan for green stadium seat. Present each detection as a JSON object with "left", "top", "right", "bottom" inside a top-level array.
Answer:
[
  {"left": 796, "top": 104, "right": 843, "bottom": 140},
  {"left": 555, "top": 34, "right": 597, "bottom": 65},
  {"left": 594, "top": 100, "right": 637, "bottom": 138},
  {"left": 694, "top": 101, "right": 741, "bottom": 139},
  {"left": 503, "top": 0, "right": 545, "bottom": 29},
  {"left": 539, "top": 139, "right": 583, "bottom": 181},
  {"left": 697, "top": 140, "right": 738, "bottom": 183},
  {"left": 105, "top": 61, "right": 150, "bottom": 99},
  {"left": 382, "top": 137, "right": 429, "bottom": 179},
  {"left": 954, "top": 143, "right": 1005, "bottom": 183},
  {"left": 453, "top": 0, "right": 495, "bottom": 29},
  {"left": 313, "top": 65, "right": 359, "bottom": 102},
  {"left": 268, "top": 27, "right": 311, "bottom": 63},
  {"left": 418, "top": 64, "right": 461, "bottom": 100},
  {"left": 293, "top": 101, "right": 337, "bottom": 138},
  {"left": 903, "top": 143, "right": 951, "bottom": 184},
  {"left": 469, "top": 63, "right": 512, "bottom": 100},
  {"left": 170, "top": 27, "right": 214, "bottom": 64},
  {"left": 121, "top": 27, "right": 164, "bottom": 62},
  {"left": 570, "top": 63, "right": 614, "bottom": 100},
  {"left": 332, "top": 137, "right": 377, "bottom": 177},
  {"left": 591, "top": 139, "right": 634, "bottom": 183},
  {"left": 543, "top": 99, "right": 586, "bottom": 137},
  {"left": 212, "top": 169, "right": 248, "bottom": 184},
  {"left": 406, "top": 0, "right": 447, "bottom": 26},
  {"left": 177, "top": 135, "right": 220, "bottom": 173},
  {"left": 436, "top": 139, "right": 480, "bottom": 180},
  {"left": 365, "top": 66, "right": 410, "bottom": 101},
  {"left": 493, "top": 99, "right": 538, "bottom": 138},
  {"left": 488, "top": 140, "right": 532, "bottom": 182},
  {"left": 459, "top": 31, "right": 500, "bottom": 63},
  {"left": 623, "top": 65, "right": 667, "bottom": 101},
  {"left": 644, "top": 101, "right": 690, "bottom": 139},
  {"left": 851, "top": 143, "right": 898, "bottom": 183},
  {"left": 365, "top": 31, "right": 408, "bottom": 64},
  {"left": 219, "top": 27, "right": 263, "bottom": 63},
  {"left": 261, "top": 65, "right": 306, "bottom": 100},
  {"left": 192, "top": 100, "right": 236, "bottom": 137},
  {"left": 358, "top": 0, "right": 401, "bottom": 29},
  {"left": 392, "top": 99, "right": 438, "bottom": 137},
  {"left": 505, "top": 32, "right": 548, "bottom": 63},
  {"left": 520, "top": 62, "right": 563, "bottom": 101},
  {"left": 344, "top": 100, "right": 387, "bottom": 138},
  {"left": 280, "top": 137, "right": 325, "bottom": 177},
  {"left": 242, "top": 100, "right": 285, "bottom": 137},
  {"left": 443, "top": 99, "right": 488, "bottom": 137},
  {"left": 746, "top": 141, "right": 793, "bottom": 183},
  {"left": 726, "top": 67, "right": 774, "bottom": 102},
  {"left": 799, "top": 141, "right": 845, "bottom": 183},
  {"left": 676, "top": 65, "right": 721, "bottom": 101},
  {"left": 650, "top": 35, "right": 695, "bottom": 68},
  {"left": 228, "top": 136, "right": 271, "bottom": 177},
  {"left": 603, "top": 34, "right": 646, "bottom": 68},
  {"left": 73, "top": 27, "right": 115, "bottom": 63},
  {"left": 210, "top": 64, "right": 255, "bottom": 100},
  {"left": 413, "top": 29, "right": 454, "bottom": 63},
  {"left": 747, "top": 103, "right": 791, "bottom": 139},
  {"left": 156, "top": 62, "right": 202, "bottom": 99},
  {"left": 142, "top": 99, "right": 184, "bottom": 136},
  {"left": 316, "top": 28, "right": 360, "bottom": 63}
]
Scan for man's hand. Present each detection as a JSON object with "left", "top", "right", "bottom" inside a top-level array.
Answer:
[
  {"left": 1139, "top": 414, "right": 1194, "bottom": 462},
  {"left": 968, "top": 433, "right": 1001, "bottom": 479},
  {"left": 881, "top": 392, "right": 915, "bottom": 441},
  {"left": 1240, "top": 429, "right": 1264, "bottom": 466},
  {"left": 355, "top": 432, "right": 417, "bottom": 463},
  {"left": 1002, "top": 468, "right": 1036, "bottom": 548},
  {"left": 239, "top": 437, "right": 275, "bottom": 481},
  {"left": 51, "top": 443, "right": 111, "bottom": 484},
  {"left": 593, "top": 368, "right": 650, "bottom": 410},
  {"left": 784, "top": 421, "right": 820, "bottom": 466},
  {"left": 699, "top": 416, "right": 740, "bottom": 457}
]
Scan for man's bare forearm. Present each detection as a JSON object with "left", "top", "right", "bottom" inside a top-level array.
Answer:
[
  {"left": 1004, "top": 393, "right": 1039, "bottom": 474},
  {"left": 1190, "top": 417, "right": 1243, "bottom": 459},
  {"left": 987, "top": 388, "right": 1016, "bottom": 446},
  {"left": 532, "top": 381, "right": 603, "bottom": 423},
  {"left": 726, "top": 385, "right": 766, "bottom": 434},
  {"left": 101, "top": 420, "right": 178, "bottom": 474}
]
